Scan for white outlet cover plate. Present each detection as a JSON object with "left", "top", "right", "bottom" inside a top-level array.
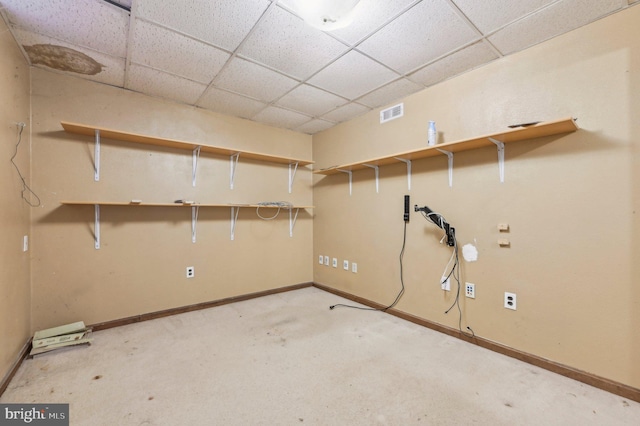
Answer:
[
  {"left": 319, "top": 255, "right": 324, "bottom": 264},
  {"left": 324, "top": 256, "right": 329, "bottom": 266},
  {"left": 441, "top": 276, "right": 450, "bottom": 291},
  {"left": 465, "top": 282, "right": 475, "bottom": 298},
  {"left": 343, "top": 260, "right": 349, "bottom": 270},
  {"left": 332, "top": 258, "right": 338, "bottom": 268},
  {"left": 351, "top": 262, "right": 357, "bottom": 273},
  {"left": 505, "top": 292, "right": 517, "bottom": 310}
]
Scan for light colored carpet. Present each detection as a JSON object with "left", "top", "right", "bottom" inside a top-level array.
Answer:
[{"left": 2, "top": 287, "right": 638, "bottom": 425}]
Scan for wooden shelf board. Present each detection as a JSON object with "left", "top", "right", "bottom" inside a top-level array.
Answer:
[
  {"left": 60, "top": 201, "right": 314, "bottom": 209},
  {"left": 61, "top": 121, "right": 313, "bottom": 166},
  {"left": 314, "top": 117, "right": 578, "bottom": 175}
]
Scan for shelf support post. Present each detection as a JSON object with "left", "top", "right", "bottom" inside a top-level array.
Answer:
[
  {"left": 338, "top": 169, "right": 352, "bottom": 196},
  {"left": 363, "top": 164, "right": 379, "bottom": 193},
  {"left": 192, "top": 146, "right": 201, "bottom": 187},
  {"left": 230, "top": 152, "right": 240, "bottom": 189},
  {"left": 288, "top": 162, "right": 299, "bottom": 194},
  {"left": 230, "top": 206, "right": 240, "bottom": 240},
  {"left": 289, "top": 208, "right": 300, "bottom": 238},
  {"left": 489, "top": 138, "right": 505, "bottom": 183},
  {"left": 94, "top": 204, "right": 100, "bottom": 249},
  {"left": 94, "top": 129, "right": 100, "bottom": 182},
  {"left": 191, "top": 206, "right": 199, "bottom": 243},
  {"left": 394, "top": 158, "right": 412, "bottom": 191},
  {"left": 437, "top": 149, "right": 454, "bottom": 187}
]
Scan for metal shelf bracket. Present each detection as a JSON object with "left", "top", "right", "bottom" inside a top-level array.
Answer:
[
  {"left": 394, "top": 158, "right": 412, "bottom": 190},
  {"left": 230, "top": 206, "right": 240, "bottom": 240},
  {"left": 191, "top": 206, "right": 199, "bottom": 243},
  {"left": 489, "top": 138, "right": 505, "bottom": 183},
  {"left": 363, "top": 164, "right": 380, "bottom": 193},
  {"left": 230, "top": 152, "right": 240, "bottom": 189},
  {"left": 436, "top": 149, "right": 454, "bottom": 187},
  {"left": 94, "top": 129, "right": 100, "bottom": 181},
  {"left": 288, "top": 162, "right": 299, "bottom": 194},
  {"left": 289, "top": 208, "right": 300, "bottom": 237},
  {"left": 192, "top": 146, "right": 201, "bottom": 187},
  {"left": 94, "top": 204, "right": 100, "bottom": 249},
  {"left": 338, "top": 169, "right": 353, "bottom": 196}
]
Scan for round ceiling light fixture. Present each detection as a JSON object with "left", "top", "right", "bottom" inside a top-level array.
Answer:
[{"left": 286, "top": 0, "right": 362, "bottom": 31}]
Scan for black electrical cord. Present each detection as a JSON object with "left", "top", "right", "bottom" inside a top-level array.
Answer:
[
  {"left": 10, "top": 123, "right": 41, "bottom": 207},
  {"left": 329, "top": 221, "right": 407, "bottom": 312},
  {"left": 419, "top": 211, "right": 475, "bottom": 338}
]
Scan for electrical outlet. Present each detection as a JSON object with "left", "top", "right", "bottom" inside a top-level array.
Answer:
[
  {"left": 343, "top": 260, "right": 349, "bottom": 270},
  {"left": 465, "top": 282, "right": 475, "bottom": 298},
  {"left": 318, "top": 255, "right": 324, "bottom": 265},
  {"left": 186, "top": 266, "right": 195, "bottom": 278},
  {"left": 351, "top": 262, "right": 357, "bottom": 273},
  {"left": 23, "top": 235, "right": 28, "bottom": 252},
  {"left": 505, "top": 292, "right": 516, "bottom": 310},
  {"left": 324, "top": 256, "right": 329, "bottom": 266},
  {"left": 441, "top": 276, "right": 450, "bottom": 291},
  {"left": 332, "top": 258, "right": 338, "bottom": 268}
]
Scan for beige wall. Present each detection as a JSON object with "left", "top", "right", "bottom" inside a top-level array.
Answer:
[
  {"left": 30, "top": 70, "right": 313, "bottom": 331},
  {"left": 313, "top": 7, "right": 640, "bottom": 389},
  {"left": 0, "top": 18, "right": 31, "bottom": 381}
]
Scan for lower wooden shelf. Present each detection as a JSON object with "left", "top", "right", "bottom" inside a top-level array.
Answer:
[{"left": 60, "top": 201, "right": 313, "bottom": 248}]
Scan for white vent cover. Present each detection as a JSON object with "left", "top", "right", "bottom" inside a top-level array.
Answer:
[{"left": 380, "top": 103, "right": 404, "bottom": 123}]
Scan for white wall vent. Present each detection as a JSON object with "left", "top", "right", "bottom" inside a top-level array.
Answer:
[{"left": 380, "top": 103, "right": 404, "bottom": 123}]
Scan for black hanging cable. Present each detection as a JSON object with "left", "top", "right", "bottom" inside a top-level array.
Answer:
[
  {"left": 418, "top": 210, "right": 475, "bottom": 338},
  {"left": 329, "top": 221, "right": 407, "bottom": 312},
  {"left": 10, "top": 123, "right": 41, "bottom": 207}
]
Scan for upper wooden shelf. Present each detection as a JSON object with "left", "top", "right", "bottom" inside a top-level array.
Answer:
[
  {"left": 60, "top": 201, "right": 314, "bottom": 209},
  {"left": 314, "top": 117, "right": 578, "bottom": 175},
  {"left": 61, "top": 121, "right": 314, "bottom": 167}
]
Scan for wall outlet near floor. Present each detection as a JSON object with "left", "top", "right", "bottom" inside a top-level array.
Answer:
[
  {"left": 351, "top": 262, "right": 357, "bottom": 273},
  {"left": 332, "top": 258, "right": 338, "bottom": 268},
  {"left": 504, "top": 292, "right": 516, "bottom": 310},
  {"left": 343, "top": 260, "right": 349, "bottom": 270},
  {"left": 324, "top": 256, "right": 329, "bottom": 266},
  {"left": 23, "top": 235, "right": 28, "bottom": 252},
  {"left": 318, "top": 255, "right": 324, "bottom": 265},
  {"left": 441, "top": 276, "right": 451, "bottom": 291},
  {"left": 186, "top": 266, "right": 195, "bottom": 278},
  {"left": 465, "top": 282, "right": 475, "bottom": 298}
]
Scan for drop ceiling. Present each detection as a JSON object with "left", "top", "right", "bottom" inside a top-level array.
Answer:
[{"left": 0, "top": 0, "right": 636, "bottom": 134}]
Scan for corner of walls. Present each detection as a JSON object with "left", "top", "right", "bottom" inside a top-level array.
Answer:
[{"left": 0, "top": 17, "right": 32, "bottom": 387}]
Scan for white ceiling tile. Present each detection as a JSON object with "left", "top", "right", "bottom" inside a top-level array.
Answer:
[
  {"left": 238, "top": 6, "right": 348, "bottom": 80},
  {"left": 127, "top": 64, "right": 207, "bottom": 105},
  {"left": 409, "top": 41, "right": 499, "bottom": 87},
  {"left": 275, "top": 85, "right": 348, "bottom": 117},
  {"left": 321, "top": 102, "right": 371, "bottom": 123},
  {"left": 11, "top": 28, "right": 125, "bottom": 87},
  {"left": 488, "top": 0, "right": 624, "bottom": 55},
  {"left": 295, "top": 119, "right": 336, "bottom": 135},
  {"left": 452, "top": 0, "right": 556, "bottom": 34},
  {"left": 308, "top": 51, "right": 399, "bottom": 100},
  {"left": 358, "top": 0, "right": 478, "bottom": 74},
  {"left": 0, "top": 0, "right": 128, "bottom": 57},
  {"left": 252, "top": 106, "right": 311, "bottom": 129},
  {"left": 135, "top": 0, "right": 269, "bottom": 52},
  {"left": 357, "top": 78, "right": 423, "bottom": 108},
  {"left": 198, "top": 88, "right": 268, "bottom": 119},
  {"left": 214, "top": 58, "right": 300, "bottom": 103},
  {"left": 131, "top": 20, "right": 230, "bottom": 84}
]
